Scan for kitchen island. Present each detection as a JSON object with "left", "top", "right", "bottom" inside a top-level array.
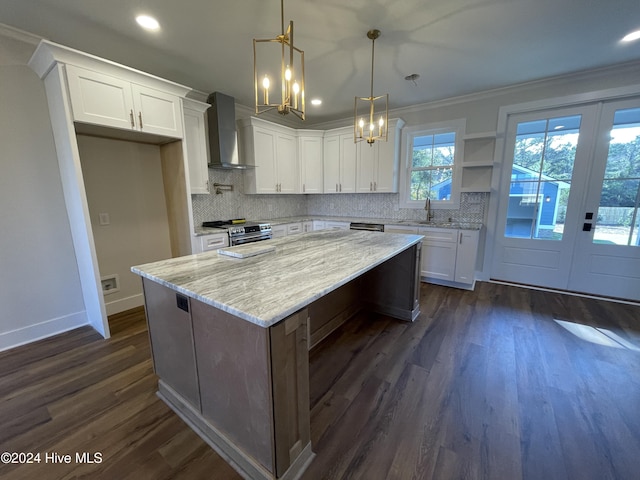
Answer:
[{"left": 132, "top": 229, "right": 422, "bottom": 480}]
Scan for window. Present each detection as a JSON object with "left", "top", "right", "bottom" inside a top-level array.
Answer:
[
  {"left": 400, "top": 119, "right": 465, "bottom": 209},
  {"left": 505, "top": 115, "right": 581, "bottom": 240}
]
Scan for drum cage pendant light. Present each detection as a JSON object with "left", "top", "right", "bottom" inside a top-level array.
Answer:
[
  {"left": 354, "top": 29, "right": 388, "bottom": 145},
  {"left": 253, "top": 0, "right": 305, "bottom": 120}
]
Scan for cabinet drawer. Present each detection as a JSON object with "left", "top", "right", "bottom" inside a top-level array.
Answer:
[
  {"left": 417, "top": 227, "right": 458, "bottom": 243},
  {"left": 201, "top": 234, "right": 229, "bottom": 251},
  {"left": 286, "top": 222, "right": 303, "bottom": 235}
]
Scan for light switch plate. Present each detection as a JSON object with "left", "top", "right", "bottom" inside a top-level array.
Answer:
[{"left": 98, "top": 213, "right": 110, "bottom": 225}]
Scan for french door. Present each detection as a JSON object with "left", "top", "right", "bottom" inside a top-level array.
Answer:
[{"left": 492, "top": 98, "right": 640, "bottom": 301}]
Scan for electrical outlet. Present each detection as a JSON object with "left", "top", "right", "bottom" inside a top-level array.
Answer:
[
  {"left": 268, "top": 204, "right": 273, "bottom": 212},
  {"left": 98, "top": 213, "right": 110, "bottom": 225},
  {"left": 330, "top": 203, "right": 335, "bottom": 210}
]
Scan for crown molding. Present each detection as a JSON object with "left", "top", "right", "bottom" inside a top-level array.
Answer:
[
  {"left": 390, "top": 59, "right": 640, "bottom": 117},
  {"left": 0, "top": 23, "right": 42, "bottom": 45}
]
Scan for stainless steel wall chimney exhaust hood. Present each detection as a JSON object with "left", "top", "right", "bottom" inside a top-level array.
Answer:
[{"left": 206, "top": 92, "right": 250, "bottom": 169}]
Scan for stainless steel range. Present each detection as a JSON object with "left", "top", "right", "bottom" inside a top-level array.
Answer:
[{"left": 202, "top": 221, "right": 272, "bottom": 246}]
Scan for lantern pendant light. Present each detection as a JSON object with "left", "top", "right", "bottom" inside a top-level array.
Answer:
[
  {"left": 253, "top": 0, "right": 305, "bottom": 120},
  {"left": 354, "top": 29, "right": 388, "bottom": 145}
]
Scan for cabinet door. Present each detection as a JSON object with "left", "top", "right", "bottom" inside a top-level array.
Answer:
[
  {"left": 325, "top": 221, "right": 350, "bottom": 230},
  {"left": 275, "top": 132, "right": 298, "bottom": 193},
  {"left": 66, "top": 64, "right": 135, "bottom": 130},
  {"left": 340, "top": 135, "right": 357, "bottom": 193},
  {"left": 143, "top": 279, "right": 200, "bottom": 409},
  {"left": 183, "top": 102, "right": 210, "bottom": 194},
  {"left": 253, "top": 127, "right": 278, "bottom": 193},
  {"left": 272, "top": 225, "right": 288, "bottom": 238},
  {"left": 200, "top": 233, "right": 229, "bottom": 252},
  {"left": 286, "top": 222, "right": 303, "bottom": 235},
  {"left": 375, "top": 134, "right": 398, "bottom": 192},
  {"left": 299, "top": 135, "right": 323, "bottom": 193},
  {"left": 421, "top": 240, "right": 457, "bottom": 280},
  {"left": 357, "top": 143, "right": 376, "bottom": 192},
  {"left": 454, "top": 230, "right": 479, "bottom": 284},
  {"left": 419, "top": 229, "right": 458, "bottom": 281},
  {"left": 131, "top": 84, "right": 182, "bottom": 138},
  {"left": 323, "top": 135, "right": 340, "bottom": 193},
  {"left": 312, "top": 220, "right": 326, "bottom": 231}
]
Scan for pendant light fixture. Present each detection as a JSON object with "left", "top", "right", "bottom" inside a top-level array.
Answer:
[
  {"left": 253, "top": 0, "right": 305, "bottom": 120},
  {"left": 354, "top": 29, "right": 388, "bottom": 145}
]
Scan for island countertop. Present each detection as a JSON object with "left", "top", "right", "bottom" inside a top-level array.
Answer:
[{"left": 132, "top": 229, "right": 423, "bottom": 328}]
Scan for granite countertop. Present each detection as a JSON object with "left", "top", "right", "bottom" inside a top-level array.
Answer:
[
  {"left": 194, "top": 216, "right": 481, "bottom": 236},
  {"left": 261, "top": 216, "right": 483, "bottom": 230},
  {"left": 132, "top": 229, "right": 423, "bottom": 328}
]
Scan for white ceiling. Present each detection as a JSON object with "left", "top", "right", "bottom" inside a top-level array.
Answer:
[{"left": 2, "top": 0, "right": 640, "bottom": 126}]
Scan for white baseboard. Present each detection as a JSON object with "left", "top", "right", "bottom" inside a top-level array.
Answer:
[
  {"left": 0, "top": 311, "right": 88, "bottom": 352},
  {"left": 105, "top": 294, "right": 144, "bottom": 316}
]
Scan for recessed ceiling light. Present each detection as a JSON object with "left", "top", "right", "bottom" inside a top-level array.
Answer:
[
  {"left": 621, "top": 29, "right": 640, "bottom": 42},
  {"left": 136, "top": 15, "right": 160, "bottom": 31},
  {"left": 311, "top": 99, "right": 322, "bottom": 106}
]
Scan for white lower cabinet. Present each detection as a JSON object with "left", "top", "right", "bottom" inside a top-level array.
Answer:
[
  {"left": 418, "top": 227, "right": 458, "bottom": 281},
  {"left": 312, "top": 220, "right": 326, "bottom": 231},
  {"left": 384, "top": 225, "right": 418, "bottom": 235},
  {"left": 454, "top": 229, "right": 480, "bottom": 284},
  {"left": 286, "top": 222, "right": 303, "bottom": 235},
  {"left": 324, "top": 221, "right": 350, "bottom": 230},
  {"left": 386, "top": 225, "right": 479, "bottom": 288},
  {"left": 303, "top": 221, "right": 314, "bottom": 233},
  {"left": 195, "top": 233, "right": 229, "bottom": 253},
  {"left": 271, "top": 224, "right": 288, "bottom": 238}
]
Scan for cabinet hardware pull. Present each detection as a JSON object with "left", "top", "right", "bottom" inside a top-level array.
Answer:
[
  {"left": 374, "top": 181, "right": 377, "bottom": 191},
  {"left": 459, "top": 232, "right": 462, "bottom": 244},
  {"left": 138, "top": 112, "right": 143, "bottom": 129},
  {"left": 303, "top": 184, "right": 305, "bottom": 193},
  {"left": 336, "top": 183, "right": 338, "bottom": 192},
  {"left": 370, "top": 182, "right": 373, "bottom": 191},
  {"left": 129, "top": 110, "right": 135, "bottom": 128},
  {"left": 340, "top": 183, "right": 342, "bottom": 192}
]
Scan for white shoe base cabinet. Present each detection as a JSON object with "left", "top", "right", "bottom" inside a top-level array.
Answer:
[{"left": 66, "top": 64, "right": 183, "bottom": 138}]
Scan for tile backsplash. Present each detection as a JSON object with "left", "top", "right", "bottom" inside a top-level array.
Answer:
[{"left": 191, "top": 169, "right": 489, "bottom": 226}]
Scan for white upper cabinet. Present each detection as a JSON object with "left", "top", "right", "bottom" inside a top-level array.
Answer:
[
  {"left": 66, "top": 64, "right": 183, "bottom": 138},
  {"left": 298, "top": 131, "right": 324, "bottom": 194},
  {"left": 323, "top": 127, "right": 357, "bottom": 193},
  {"left": 240, "top": 117, "right": 300, "bottom": 194},
  {"left": 276, "top": 132, "right": 298, "bottom": 193},
  {"left": 356, "top": 118, "right": 404, "bottom": 193},
  {"left": 182, "top": 98, "right": 210, "bottom": 195}
]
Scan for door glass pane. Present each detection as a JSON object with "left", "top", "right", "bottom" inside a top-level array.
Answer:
[
  {"left": 505, "top": 115, "right": 581, "bottom": 240},
  {"left": 593, "top": 107, "right": 640, "bottom": 247}
]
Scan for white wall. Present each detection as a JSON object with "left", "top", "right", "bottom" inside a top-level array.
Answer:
[
  {"left": 77, "top": 135, "right": 173, "bottom": 315},
  {"left": 0, "top": 30, "right": 87, "bottom": 351}
]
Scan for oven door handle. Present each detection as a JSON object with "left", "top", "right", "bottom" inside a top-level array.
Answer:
[{"left": 231, "top": 233, "right": 272, "bottom": 245}]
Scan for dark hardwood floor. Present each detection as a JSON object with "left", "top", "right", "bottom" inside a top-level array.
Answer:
[{"left": 1, "top": 282, "right": 639, "bottom": 479}]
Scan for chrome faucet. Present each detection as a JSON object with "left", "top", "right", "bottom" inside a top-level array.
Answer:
[{"left": 424, "top": 197, "right": 434, "bottom": 222}]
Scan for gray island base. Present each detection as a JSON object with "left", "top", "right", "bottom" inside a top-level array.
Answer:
[{"left": 132, "top": 230, "right": 423, "bottom": 480}]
